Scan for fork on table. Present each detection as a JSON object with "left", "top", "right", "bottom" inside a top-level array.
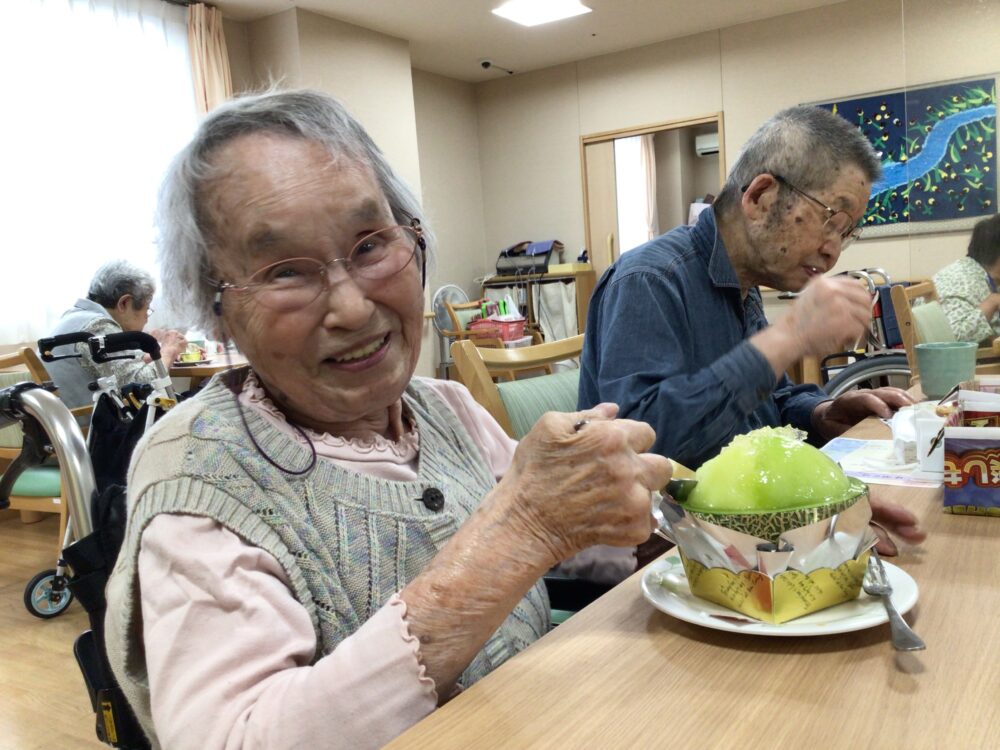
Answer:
[{"left": 862, "top": 549, "right": 926, "bottom": 651}]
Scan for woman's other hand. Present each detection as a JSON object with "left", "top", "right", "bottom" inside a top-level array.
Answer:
[{"left": 496, "top": 402, "right": 673, "bottom": 568}]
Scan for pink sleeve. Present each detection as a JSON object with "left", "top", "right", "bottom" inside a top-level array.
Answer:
[
  {"left": 419, "top": 378, "right": 517, "bottom": 481},
  {"left": 139, "top": 514, "right": 437, "bottom": 750}
]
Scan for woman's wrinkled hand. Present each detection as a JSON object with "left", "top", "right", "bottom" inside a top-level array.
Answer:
[{"left": 495, "top": 402, "right": 673, "bottom": 568}]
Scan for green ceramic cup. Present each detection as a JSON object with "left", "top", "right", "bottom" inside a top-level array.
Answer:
[{"left": 915, "top": 341, "right": 977, "bottom": 399}]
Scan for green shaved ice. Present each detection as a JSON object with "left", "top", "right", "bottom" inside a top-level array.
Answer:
[{"left": 686, "top": 426, "right": 852, "bottom": 512}]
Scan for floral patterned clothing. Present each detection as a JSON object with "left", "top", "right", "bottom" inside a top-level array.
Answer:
[{"left": 934, "top": 256, "right": 999, "bottom": 343}]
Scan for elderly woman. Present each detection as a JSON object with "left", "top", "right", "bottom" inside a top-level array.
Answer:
[
  {"left": 103, "top": 90, "right": 671, "bottom": 749},
  {"left": 46, "top": 259, "right": 187, "bottom": 408},
  {"left": 934, "top": 213, "right": 1000, "bottom": 343}
]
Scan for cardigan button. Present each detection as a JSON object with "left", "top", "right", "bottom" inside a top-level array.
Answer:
[{"left": 420, "top": 487, "right": 445, "bottom": 511}]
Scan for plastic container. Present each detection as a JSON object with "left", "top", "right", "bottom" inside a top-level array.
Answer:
[
  {"left": 469, "top": 317, "right": 526, "bottom": 342},
  {"left": 503, "top": 335, "right": 533, "bottom": 349}
]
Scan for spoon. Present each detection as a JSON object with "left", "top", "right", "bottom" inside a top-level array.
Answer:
[{"left": 665, "top": 477, "right": 697, "bottom": 503}]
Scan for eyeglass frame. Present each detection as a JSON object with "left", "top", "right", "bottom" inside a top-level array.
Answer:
[
  {"left": 209, "top": 215, "right": 427, "bottom": 316},
  {"left": 741, "top": 172, "right": 865, "bottom": 246}
]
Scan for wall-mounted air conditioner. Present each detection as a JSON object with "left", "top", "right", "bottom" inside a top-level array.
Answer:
[{"left": 695, "top": 133, "right": 719, "bottom": 157}]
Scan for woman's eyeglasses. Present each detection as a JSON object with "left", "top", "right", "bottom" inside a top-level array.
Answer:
[
  {"left": 770, "top": 173, "right": 864, "bottom": 248},
  {"left": 213, "top": 220, "right": 425, "bottom": 313}
]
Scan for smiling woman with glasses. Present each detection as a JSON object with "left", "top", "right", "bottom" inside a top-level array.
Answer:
[{"left": 103, "top": 90, "right": 670, "bottom": 750}]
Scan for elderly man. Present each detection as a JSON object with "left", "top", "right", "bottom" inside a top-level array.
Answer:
[
  {"left": 579, "top": 105, "right": 915, "bottom": 472},
  {"left": 46, "top": 260, "right": 187, "bottom": 408}
]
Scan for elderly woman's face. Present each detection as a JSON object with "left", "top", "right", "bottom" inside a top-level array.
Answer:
[{"left": 204, "top": 133, "right": 424, "bottom": 434}]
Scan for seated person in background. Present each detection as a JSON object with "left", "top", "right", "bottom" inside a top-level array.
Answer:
[
  {"left": 104, "top": 90, "right": 670, "bottom": 750},
  {"left": 579, "top": 105, "right": 922, "bottom": 549},
  {"left": 934, "top": 213, "right": 1000, "bottom": 343},
  {"left": 46, "top": 260, "right": 187, "bottom": 408}
]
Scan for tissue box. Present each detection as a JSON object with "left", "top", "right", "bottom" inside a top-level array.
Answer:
[{"left": 943, "top": 426, "right": 1000, "bottom": 516}]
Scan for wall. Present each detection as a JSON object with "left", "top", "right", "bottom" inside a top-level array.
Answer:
[
  {"left": 474, "top": 0, "right": 998, "bottom": 285},
  {"left": 412, "top": 70, "right": 489, "bottom": 300},
  {"left": 654, "top": 130, "right": 684, "bottom": 231},
  {"left": 245, "top": 9, "right": 302, "bottom": 88},
  {"left": 296, "top": 10, "right": 422, "bottom": 194},
  {"left": 222, "top": 18, "right": 253, "bottom": 94}
]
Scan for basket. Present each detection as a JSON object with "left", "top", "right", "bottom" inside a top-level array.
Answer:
[{"left": 468, "top": 317, "right": 526, "bottom": 342}]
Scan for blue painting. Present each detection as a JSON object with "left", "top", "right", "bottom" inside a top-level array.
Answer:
[{"left": 817, "top": 77, "right": 996, "bottom": 235}]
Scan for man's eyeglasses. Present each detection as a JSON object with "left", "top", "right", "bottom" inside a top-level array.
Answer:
[
  {"left": 770, "top": 173, "right": 864, "bottom": 248},
  {"left": 213, "top": 218, "right": 426, "bottom": 313}
]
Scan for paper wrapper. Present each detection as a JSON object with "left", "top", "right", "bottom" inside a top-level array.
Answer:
[{"left": 660, "top": 494, "right": 877, "bottom": 624}]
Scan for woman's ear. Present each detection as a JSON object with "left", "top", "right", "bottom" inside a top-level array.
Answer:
[{"left": 116, "top": 294, "right": 134, "bottom": 313}]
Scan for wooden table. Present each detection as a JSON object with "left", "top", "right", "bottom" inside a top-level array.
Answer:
[
  {"left": 168, "top": 354, "right": 247, "bottom": 389},
  {"left": 387, "top": 417, "right": 1000, "bottom": 749}
]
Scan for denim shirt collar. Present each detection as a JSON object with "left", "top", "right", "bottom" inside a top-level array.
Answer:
[{"left": 693, "top": 207, "right": 741, "bottom": 291}]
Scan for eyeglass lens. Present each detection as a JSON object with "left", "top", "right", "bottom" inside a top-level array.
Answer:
[{"left": 244, "top": 225, "right": 420, "bottom": 311}]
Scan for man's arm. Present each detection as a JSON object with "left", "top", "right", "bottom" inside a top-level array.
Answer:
[{"left": 579, "top": 270, "right": 778, "bottom": 468}]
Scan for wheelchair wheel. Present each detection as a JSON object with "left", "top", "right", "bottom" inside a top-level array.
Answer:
[
  {"left": 822, "top": 353, "right": 911, "bottom": 398},
  {"left": 24, "top": 569, "right": 74, "bottom": 619}
]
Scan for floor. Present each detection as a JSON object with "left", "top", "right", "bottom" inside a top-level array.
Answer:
[{"left": 0, "top": 513, "right": 106, "bottom": 749}]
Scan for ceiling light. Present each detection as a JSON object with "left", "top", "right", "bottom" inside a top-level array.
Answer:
[{"left": 492, "top": 0, "right": 592, "bottom": 27}]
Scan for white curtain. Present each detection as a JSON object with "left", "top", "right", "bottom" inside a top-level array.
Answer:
[
  {"left": 0, "top": 0, "right": 198, "bottom": 343},
  {"left": 640, "top": 133, "right": 659, "bottom": 240},
  {"left": 614, "top": 135, "right": 659, "bottom": 255}
]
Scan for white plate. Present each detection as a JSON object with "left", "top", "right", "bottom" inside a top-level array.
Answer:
[{"left": 641, "top": 554, "right": 919, "bottom": 636}]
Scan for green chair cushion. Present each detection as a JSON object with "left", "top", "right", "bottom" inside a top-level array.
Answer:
[
  {"left": 911, "top": 300, "right": 957, "bottom": 344},
  {"left": 496, "top": 369, "right": 581, "bottom": 440},
  {"left": 3, "top": 466, "right": 62, "bottom": 497},
  {"left": 452, "top": 307, "right": 481, "bottom": 329}
]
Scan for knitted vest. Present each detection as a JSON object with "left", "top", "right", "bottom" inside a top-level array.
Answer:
[{"left": 104, "top": 373, "right": 550, "bottom": 746}]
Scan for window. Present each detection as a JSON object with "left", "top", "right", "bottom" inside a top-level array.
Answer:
[{"left": 1, "top": 0, "right": 197, "bottom": 342}]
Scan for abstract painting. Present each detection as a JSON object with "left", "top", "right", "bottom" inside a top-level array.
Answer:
[{"left": 816, "top": 77, "right": 996, "bottom": 236}]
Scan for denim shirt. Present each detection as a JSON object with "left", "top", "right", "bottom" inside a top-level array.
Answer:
[{"left": 578, "top": 208, "right": 827, "bottom": 469}]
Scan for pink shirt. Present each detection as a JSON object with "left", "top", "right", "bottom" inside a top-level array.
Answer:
[{"left": 139, "top": 377, "right": 635, "bottom": 749}]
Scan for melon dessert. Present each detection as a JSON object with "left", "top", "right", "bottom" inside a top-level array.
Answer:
[{"left": 683, "top": 426, "right": 868, "bottom": 543}]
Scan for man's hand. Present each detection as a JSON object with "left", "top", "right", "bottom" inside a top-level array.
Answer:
[
  {"left": 869, "top": 491, "right": 927, "bottom": 556},
  {"left": 811, "top": 387, "right": 915, "bottom": 442},
  {"left": 751, "top": 276, "right": 873, "bottom": 377}
]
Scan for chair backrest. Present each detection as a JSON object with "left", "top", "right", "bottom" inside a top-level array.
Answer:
[
  {"left": 0, "top": 347, "right": 91, "bottom": 454},
  {"left": 888, "top": 280, "right": 1000, "bottom": 382},
  {"left": 451, "top": 334, "right": 584, "bottom": 438},
  {"left": 0, "top": 348, "right": 50, "bottom": 459},
  {"left": 445, "top": 299, "right": 486, "bottom": 333}
]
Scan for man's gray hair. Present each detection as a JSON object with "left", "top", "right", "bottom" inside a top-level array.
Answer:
[
  {"left": 87, "top": 260, "right": 155, "bottom": 309},
  {"left": 715, "top": 105, "right": 882, "bottom": 214},
  {"left": 157, "top": 89, "right": 433, "bottom": 333}
]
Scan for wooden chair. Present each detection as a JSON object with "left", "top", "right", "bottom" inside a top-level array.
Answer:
[
  {"left": 0, "top": 347, "right": 87, "bottom": 553},
  {"left": 889, "top": 281, "right": 1000, "bottom": 383},
  {"left": 451, "top": 334, "right": 584, "bottom": 438}
]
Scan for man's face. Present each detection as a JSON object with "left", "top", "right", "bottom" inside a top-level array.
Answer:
[{"left": 744, "top": 166, "right": 871, "bottom": 292}]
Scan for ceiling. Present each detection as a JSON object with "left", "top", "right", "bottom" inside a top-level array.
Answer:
[{"left": 212, "top": 0, "right": 848, "bottom": 82}]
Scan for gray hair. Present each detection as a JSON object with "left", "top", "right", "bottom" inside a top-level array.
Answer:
[
  {"left": 715, "top": 105, "right": 882, "bottom": 214},
  {"left": 157, "top": 89, "right": 433, "bottom": 333},
  {"left": 87, "top": 260, "right": 155, "bottom": 309}
]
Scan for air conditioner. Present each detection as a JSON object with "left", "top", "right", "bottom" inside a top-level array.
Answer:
[{"left": 695, "top": 133, "right": 719, "bottom": 157}]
